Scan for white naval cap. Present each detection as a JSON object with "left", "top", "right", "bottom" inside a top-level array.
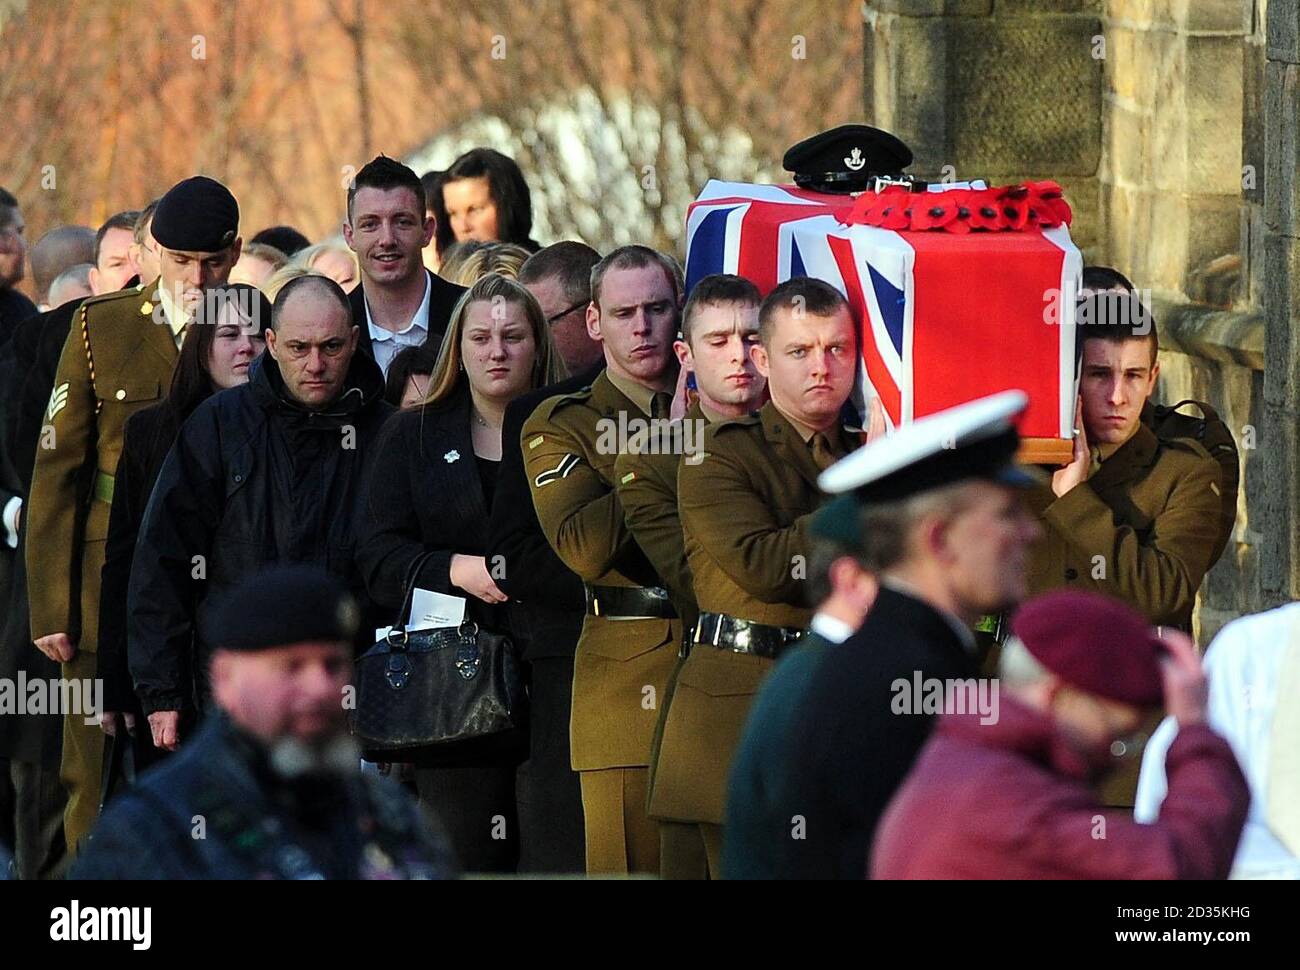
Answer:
[{"left": 818, "top": 390, "right": 1038, "bottom": 500}]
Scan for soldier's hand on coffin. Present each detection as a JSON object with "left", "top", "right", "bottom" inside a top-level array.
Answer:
[
  {"left": 866, "top": 396, "right": 888, "bottom": 443},
  {"left": 1052, "top": 397, "right": 1090, "bottom": 497},
  {"left": 34, "top": 632, "right": 75, "bottom": 663},
  {"left": 149, "top": 710, "right": 181, "bottom": 751},
  {"left": 670, "top": 363, "right": 692, "bottom": 421},
  {"left": 450, "top": 553, "right": 509, "bottom": 604}
]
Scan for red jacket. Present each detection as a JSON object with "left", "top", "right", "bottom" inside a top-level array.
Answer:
[{"left": 871, "top": 696, "right": 1248, "bottom": 879}]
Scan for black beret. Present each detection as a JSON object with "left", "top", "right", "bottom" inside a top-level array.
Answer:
[
  {"left": 783, "top": 124, "right": 913, "bottom": 194},
  {"left": 152, "top": 176, "right": 240, "bottom": 253},
  {"left": 201, "top": 565, "right": 361, "bottom": 653}
]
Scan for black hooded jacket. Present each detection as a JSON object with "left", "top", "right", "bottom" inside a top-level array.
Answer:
[{"left": 127, "top": 350, "right": 393, "bottom": 716}]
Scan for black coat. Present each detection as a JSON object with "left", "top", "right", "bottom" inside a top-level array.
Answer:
[
  {"left": 485, "top": 363, "right": 603, "bottom": 661},
  {"left": 128, "top": 351, "right": 393, "bottom": 716},
  {"left": 0, "top": 300, "right": 78, "bottom": 765},
  {"left": 7, "top": 298, "right": 79, "bottom": 493},
  {"left": 348, "top": 269, "right": 465, "bottom": 364},
  {"left": 356, "top": 380, "right": 527, "bottom": 766},
  {"left": 70, "top": 713, "right": 456, "bottom": 880},
  {"left": 98, "top": 400, "right": 184, "bottom": 714},
  {"left": 775, "top": 586, "right": 980, "bottom": 879},
  {"left": 357, "top": 380, "right": 508, "bottom": 630},
  {"left": 0, "top": 286, "right": 36, "bottom": 343}
]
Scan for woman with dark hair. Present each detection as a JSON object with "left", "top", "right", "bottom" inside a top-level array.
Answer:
[
  {"left": 432, "top": 148, "right": 540, "bottom": 259},
  {"left": 384, "top": 342, "right": 439, "bottom": 409},
  {"left": 357, "top": 273, "right": 564, "bottom": 872},
  {"left": 97, "top": 283, "right": 271, "bottom": 798}
]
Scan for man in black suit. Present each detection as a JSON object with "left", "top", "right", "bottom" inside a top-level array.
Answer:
[
  {"left": 343, "top": 155, "right": 465, "bottom": 376},
  {"left": 488, "top": 241, "right": 602, "bottom": 873},
  {"left": 773, "top": 391, "right": 1044, "bottom": 879}
]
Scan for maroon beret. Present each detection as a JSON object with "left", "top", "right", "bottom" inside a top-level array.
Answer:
[{"left": 1010, "top": 591, "right": 1167, "bottom": 707}]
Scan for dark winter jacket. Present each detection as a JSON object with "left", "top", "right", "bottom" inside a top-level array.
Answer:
[
  {"left": 127, "top": 351, "right": 393, "bottom": 716},
  {"left": 71, "top": 713, "right": 456, "bottom": 880}
]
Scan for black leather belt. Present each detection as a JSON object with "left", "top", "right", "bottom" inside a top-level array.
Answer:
[
  {"left": 584, "top": 584, "right": 678, "bottom": 620},
  {"left": 692, "top": 612, "right": 805, "bottom": 660}
]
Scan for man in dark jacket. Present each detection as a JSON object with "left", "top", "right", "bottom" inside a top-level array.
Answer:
[
  {"left": 773, "top": 391, "right": 1044, "bottom": 879},
  {"left": 128, "top": 275, "right": 393, "bottom": 751},
  {"left": 74, "top": 566, "right": 454, "bottom": 880},
  {"left": 873, "top": 591, "right": 1248, "bottom": 879}
]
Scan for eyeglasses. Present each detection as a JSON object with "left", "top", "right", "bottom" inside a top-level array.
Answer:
[{"left": 546, "top": 300, "right": 588, "bottom": 327}]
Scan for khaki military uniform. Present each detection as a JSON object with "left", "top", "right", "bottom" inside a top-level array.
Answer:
[
  {"left": 648, "top": 402, "right": 857, "bottom": 877},
  {"left": 26, "top": 284, "right": 179, "bottom": 852},
  {"left": 1026, "top": 419, "right": 1223, "bottom": 805},
  {"left": 522, "top": 370, "right": 682, "bottom": 875},
  {"left": 613, "top": 400, "right": 715, "bottom": 878}
]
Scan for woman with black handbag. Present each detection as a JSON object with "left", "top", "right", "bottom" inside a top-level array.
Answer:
[{"left": 356, "top": 273, "right": 564, "bottom": 872}]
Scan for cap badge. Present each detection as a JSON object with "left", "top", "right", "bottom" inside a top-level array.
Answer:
[
  {"left": 844, "top": 147, "right": 866, "bottom": 171},
  {"left": 444, "top": 449, "right": 460, "bottom": 463}
]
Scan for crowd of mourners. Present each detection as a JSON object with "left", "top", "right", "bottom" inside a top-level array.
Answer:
[{"left": 0, "top": 144, "right": 1293, "bottom": 882}]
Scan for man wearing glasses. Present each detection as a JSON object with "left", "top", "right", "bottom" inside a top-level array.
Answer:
[{"left": 128, "top": 274, "right": 392, "bottom": 751}]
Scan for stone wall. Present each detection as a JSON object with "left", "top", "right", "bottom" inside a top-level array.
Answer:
[{"left": 863, "top": 0, "right": 1276, "bottom": 642}]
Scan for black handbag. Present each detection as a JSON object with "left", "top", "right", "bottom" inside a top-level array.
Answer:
[{"left": 352, "top": 551, "right": 526, "bottom": 762}]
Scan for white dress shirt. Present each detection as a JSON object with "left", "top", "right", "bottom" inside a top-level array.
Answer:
[
  {"left": 1135, "top": 602, "right": 1300, "bottom": 879},
  {"left": 364, "top": 272, "right": 430, "bottom": 377}
]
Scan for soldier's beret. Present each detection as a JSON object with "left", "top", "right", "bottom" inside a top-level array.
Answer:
[
  {"left": 783, "top": 124, "right": 913, "bottom": 194},
  {"left": 201, "top": 565, "right": 361, "bottom": 653},
  {"left": 1011, "top": 591, "right": 1168, "bottom": 707},
  {"left": 819, "top": 390, "right": 1041, "bottom": 505},
  {"left": 152, "top": 176, "right": 240, "bottom": 253}
]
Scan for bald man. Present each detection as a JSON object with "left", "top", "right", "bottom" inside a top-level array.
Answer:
[{"left": 28, "top": 227, "right": 96, "bottom": 310}]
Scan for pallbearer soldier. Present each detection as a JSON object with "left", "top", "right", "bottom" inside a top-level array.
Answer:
[
  {"left": 1026, "top": 291, "right": 1226, "bottom": 807},
  {"left": 26, "top": 176, "right": 242, "bottom": 854},
  {"left": 613, "top": 274, "right": 768, "bottom": 877},
  {"left": 1027, "top": 292, "right": 1224, "bottom": 633},
  {"left": 648, "top": 278, "right": 863, "bottom": 879},
  {"left": 523, "top": 245, "right": 685, "bottom": 874}
]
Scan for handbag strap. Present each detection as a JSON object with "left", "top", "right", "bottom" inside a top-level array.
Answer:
[{"left": 393, "top": 550, "right": 440, "bottom": 634}]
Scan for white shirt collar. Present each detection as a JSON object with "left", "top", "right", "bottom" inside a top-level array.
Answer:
[
  {"left": 155, "top": 284, "right": 188, "bottom": 342},
  {"left": 809, "top": 612, "right": 854, "bottom": 644},
  {"left": 364, "top": 271, "right": 430, "bottom": 343}
]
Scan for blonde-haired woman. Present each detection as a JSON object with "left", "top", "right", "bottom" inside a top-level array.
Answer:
[
  {"left": 260, "top": 264, "right": 321, "bottom": 302},
  {"left": 357, "top": 274, "right": 564, "bottom": 872},
  {"left": 440, "top": 241, "right": 531, "bottom": 286},
  {"left": 293, "top": 240, "right": 360, "bottom": 293}
]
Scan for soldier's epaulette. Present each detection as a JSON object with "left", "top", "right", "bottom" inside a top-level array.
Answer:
[
  {"left": 78, "top": 286, "right": 151, "bottom": 327},
  {"left": 1160, "top": 435, "right": 1214, "bottom": 463},
  {"left": 532, "top": 386, "right": 594, "bottom": 421}
]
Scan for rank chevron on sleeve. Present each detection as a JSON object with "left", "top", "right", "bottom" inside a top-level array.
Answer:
[
  {"left": 535, "top": 453, "right": 581, "bottom": 488},
  {"left": 45, "top": 381, "right": 70, "bottom": 423}
]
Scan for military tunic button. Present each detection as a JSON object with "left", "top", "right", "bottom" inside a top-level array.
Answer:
[
  {"left": 1064, "top": 567, "right": 1078, "bottom": 580},
  {"left": 115, "top": 389, "right": 126, "bottom": 400}
]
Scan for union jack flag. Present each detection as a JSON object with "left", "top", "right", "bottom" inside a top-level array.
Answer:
[{"left": 683, "top": 180, "right": 1082, "bottom": 440}]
